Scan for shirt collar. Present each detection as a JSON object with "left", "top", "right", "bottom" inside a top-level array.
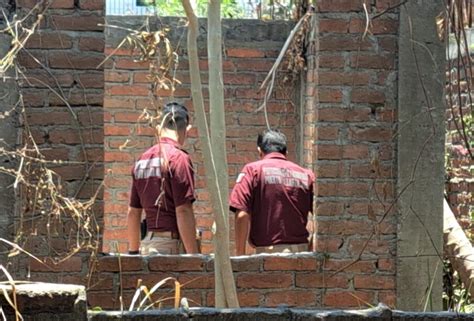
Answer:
[{"left": 263, "top": 152, "right": 287, "bottom": 160}]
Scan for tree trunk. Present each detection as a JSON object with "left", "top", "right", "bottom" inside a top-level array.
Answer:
[
  {"left": 181, "top": 0, "right": 239, "bottom": 308},
  {"left": 444, "top": 199, "right": 474, "bottom": 298}
]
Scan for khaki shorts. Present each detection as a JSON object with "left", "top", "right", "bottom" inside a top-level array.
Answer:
[
  {"left": 140, "top": 231, "right": 184, "bottom": 255},
  {"left": 255, "top": 243, "right": 308, "bottom": 254}
]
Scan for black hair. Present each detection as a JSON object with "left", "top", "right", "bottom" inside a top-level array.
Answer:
[
  {"left": 162, "top": 102, "right": 189, "bottom": 131},
  {"left": 257, "top": 129, "right": 287, "bottom": 155}
]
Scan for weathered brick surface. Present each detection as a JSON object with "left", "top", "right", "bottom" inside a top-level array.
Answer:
[
  {"left": 102, "top": 17, "right": 299, "bottom": 254},
  {"left": 13, "top": 1, "right": 404, "bottom": 310},
  {"left": 16, "top": 0, "right": 105, "bottom": 264},
  {"left": 306, "top": 1, "right": 399, "bottom": 309}
]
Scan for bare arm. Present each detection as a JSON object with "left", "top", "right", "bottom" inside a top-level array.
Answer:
[
  {"left": 127, "top": 206, "right": 142, "bottom": 253},
  {"left": 235, "top": 210, "right": 250, "bottom": 256},
  {"left": 176, "top": 202, "right": 199, "bottom": 253}
]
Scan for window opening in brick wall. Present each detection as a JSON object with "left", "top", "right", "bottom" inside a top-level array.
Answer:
[{"left": 102, "top": 17, "right": 307, "bottom": 256}]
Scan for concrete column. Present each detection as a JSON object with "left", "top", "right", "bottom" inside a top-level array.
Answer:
[
  {"left": 397, "top": 0, "right": 446, "bottom": 311},
  {"left": 0, "top": 0, "right": 18, "bottom": 263}
]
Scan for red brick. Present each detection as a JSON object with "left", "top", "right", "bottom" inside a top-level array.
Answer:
[
  {"left": 317, "top": 108, "right": 371, "bottom": 122},
  {"left": 79, "top": 0, "right": 104, "bottom": 10},
  {"left": 53, "top": 164, "right": 102, "bottom": 180},
  {"left": 40, "top": 147, "right": 70, "bottom": 161},
  {"left": 234, "top": 60, "right": 273, "bottom": 71},
  {"left": 22, "top": 91, "right": 46, "bottom": 107},
  {"left": 49, "top": 91, "right": 103, "bottom": 106},
  {"left": 119, "top": 272, "right": 172, "bottom": 289},
  {"left": 316, "top": 126, "right": 339, "bottom": 140},
  {"left": 237, "top": 273, "right": 292, "bottom": 288},
  {"left": 106, "top": 85, "right": 149, "bottom": 96},
  {"left": 49, "top": 128, "right": 103, "bottom": 144},
  {"left": 316, "top": 163, "right": 345, "bottom": 178},
  {"left": 349, "top": 239, "right": 392, "bottom": 256},
  {"left": 378, "top": 258, "right": 395, "bottom": 272},
  {"left": 102, "top": 228, "right": 128, "bottom": 241},
  {"left": 234, "top": 88, "right": 265, "bottom": 99},
  {"left": 77, "top": 72, "right": 104, "bottom": 88},
  {"left": 349, "top": 19, "right": 399, "bottom": 34},
  {"left": 317, "top": 182, "right": 370, "bottom": 198},
  {"left": 319, "top": 89, "right": 342, "bottom": 103},
  {"left": 319, "top": 55, "right": 345, "bottom": 68},
  {"left": 316, "top": 201, "right": 344, "bottom": 216},
  {"left": 115, "top": 58, "right": 150, "bottom": 70},
  {"left": 104, "top": 151, "right": 132, "bottom": 162},
  {"left": 226, "top": 48, "right": 265, "bottom": 58},
  {"left": 26, "top": 33, "right": 73, "bottom": 49},
  {"left": 317, "top": 144, "right": 342, "bottom": 160},
  {"left": 351, "top": 89, "right": 385, "bottom": 103},
  {"left": 323, "top": 259, "right": 376, "bottom": 273},
  {"left": 350, "top": 164, "right": 393, "bottom": 178},
  {"left": 296, "top": 273, "right": 349, "bottom": 288},
  {"left": 17, "top": 51, "right": 45, "bottom": 69},
  {"left": 323, "top": 290, "right": 375, "bottom": 308},
  {"left": 319, "top": 71, "right": 370, "bottom": 86},
  {"left": 29, "top": 256, "right": 82, "bottom": 272},
  {"left": 375, "top": 0, "right": 401, "bottom": 11},
  {"left": 79, "top": 36, "right": 105, "bottom": 52},
  {"left": 351, "top": 54, "right": 396, "bottom": 69},
  {"left": 318, "top": 219, "right": 373, "bottom": 235},
  {"left": 378, "top": 36, "right": 398, "bottom": 52},
  {"left": 349, "top": 127, "right": 392, "bottom": 142},
  {"left": 264, "top": 256, "right": 319, "bottom": 271},
  {"left": 317, "top": 0, "right": 363, "bottom": 12},
  {"left": 223, "top": 73, "right": 256, "bottom": 85},
  {"left": 319, "top": 19, "right": 349, "bottom": 33},
  {"left": 207, "top": 291, "right": 262, "bottom": 307},
  {"left": 105, "top": 71, "right": 130, "bottom": 83},
  {"left": 18, "top": 0, "right": 74, "bottom": 8},
  {"left": 26, "top": 71, "right": 74, "bottom": 88},
  {"left": 342, "top": 144, "right": 369, "bottom": 159},
  {"left": 198, "top": 59, "right": 235, "bottom": 72},
  {"left": 229, "top": 257, "right": 262, "bottom": 271},
  {"left": 49, "top": 14, "right": 103, "bottom": 31},
  {"left": 104, "top": 203, "right": 128, "bottom": 215},
  {"left": 114, "top": 112, "right": 141, "bottom": 123},
  {"left": 48, "top": 52, "right": 105, "bottom": 70},
  {"left": 354, "top": 275, "right": 395, "bottom": 290},
  {"left": 316, "top": 237, "right": 344, "bottom": 253},
  {"left": 178, "top": 274, "right": 214, "bottom": 289},
  {"left": 265, "top": 290, "right": 316, "bottom": 307},
  {"left": 104, "top": 97, "right": 134, "bottom": 108},
  {"left": 148, "top": 256, "right": 205, "bottom": 271},
  {"left": 319, "top": 35, "right": 372, "bottom": 51}
]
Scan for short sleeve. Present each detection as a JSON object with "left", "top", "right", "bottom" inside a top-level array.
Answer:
[
  {"left": 169, "top": 152, "right": 195, "bottom": 207},
  {"left": 229, "top": 165, "right": 254, "bottom": 213},
  {"left": 129, "top": 176, "right": 142, "bottom": 209}
]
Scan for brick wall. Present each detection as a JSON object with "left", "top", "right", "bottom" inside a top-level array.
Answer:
[
  {"left": 13, "top": 0, "right": 404, "bottom": 310},
  {"left": 102, "top": 17, "right": 299, "bottom": 254},
  {"left": 17, "top": 0, "right": 105, "bottom": 255},
  {"left": 309, "top": 0, "right": 399, "bottom": 306},
  {"left": 445, "top": 62, "right": 474, "bottom": 232}
]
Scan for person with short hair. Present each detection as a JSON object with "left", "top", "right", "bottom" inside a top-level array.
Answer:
[
  {"left": 229, "top": 129, "right": 315, "bottom": 255},
  {"left": 127, "top": 102, "right": 199, "bottom": 255}
]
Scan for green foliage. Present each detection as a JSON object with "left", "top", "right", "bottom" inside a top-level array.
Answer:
[{"left": 142, "top": 0, "right": 244, "bottom": 18}]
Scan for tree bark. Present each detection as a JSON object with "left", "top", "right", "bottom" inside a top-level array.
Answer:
[
  {"left": 444, "top": 199, "right": 474, "bottom": 298},
  {"left": 181, "top": 0, "right": 239, "bottom": 308},
  {"left": 207, "top": 0, "right": 239, "bottom": 309}
]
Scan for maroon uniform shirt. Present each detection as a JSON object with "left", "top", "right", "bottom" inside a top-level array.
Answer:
[
  {"left": 229, "top": 152, "right": 314, "bottom": 247},
  {"left": 129, "top": 137, "right": 195, "bottom": 234}
]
